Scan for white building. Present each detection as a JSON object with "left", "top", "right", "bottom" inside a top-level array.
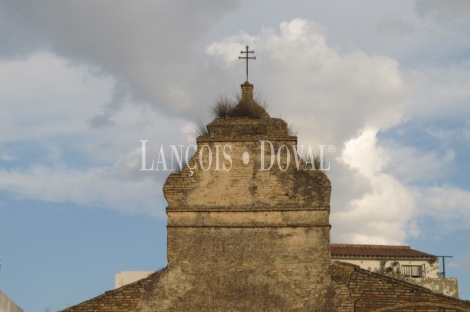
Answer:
[
  {"left": 331, "top": 244, "right": 459, "bottom": 298},
  {"left": 115, "top": 271, "right": 155, "bottom": 289}
]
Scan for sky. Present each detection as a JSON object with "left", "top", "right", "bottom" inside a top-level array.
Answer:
[{"left": 0, "top": 0, "right": 469, "bottom": 310}]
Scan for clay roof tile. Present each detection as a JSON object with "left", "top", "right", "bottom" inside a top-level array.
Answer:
[{"left": 331, "top": 244, "right": 437, "bottom": 260}]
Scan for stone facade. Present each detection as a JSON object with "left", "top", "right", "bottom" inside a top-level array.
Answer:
[
  {"left": 61, "top": 83, "right": 470, "bottom": 312},
  {"left": 144, "top": 82, "right": 332, "bottom": 311}
]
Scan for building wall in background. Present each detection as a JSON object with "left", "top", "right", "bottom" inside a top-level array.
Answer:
[
  {"left": 0, "top": 291, "right": 23, "bottom": 312},
  {"left": 115, "top": 271, "right": 155, "bottom": 289}
]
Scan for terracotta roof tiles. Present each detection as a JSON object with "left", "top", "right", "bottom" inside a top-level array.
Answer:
[{"left": 331, "top": 244, "right": 437, "bottom": 260}]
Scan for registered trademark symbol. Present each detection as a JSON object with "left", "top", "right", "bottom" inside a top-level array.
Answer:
[{"left": 328, "top": 145, "right": 336, "bottom": 153}]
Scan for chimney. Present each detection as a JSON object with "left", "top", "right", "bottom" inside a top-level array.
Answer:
[{"left": 241, "top": 81, "right": 254, "bottom": 103}]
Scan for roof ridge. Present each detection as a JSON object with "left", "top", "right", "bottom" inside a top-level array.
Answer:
[
  {"left": 331, "top": 244, "right": 411, "bottom": 249},
  {"left": 333, "top": 262, "right": 470, "bottom": 306},
  {"left": 60, "top": 268, "right": 167, "bottom": 311}
]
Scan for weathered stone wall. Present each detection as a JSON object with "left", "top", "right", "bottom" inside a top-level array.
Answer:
[
  {"left": 146, "top": 111, "right": 332, "bottom": 310},
  {"left": 404, "top": 277, "right": 459, "bottom": 299},
  {"left": 140, "top": 228, "right": 330, "bottom": 311},
  {"left": 61, "top": 272, "right": 158, "bottom": 312}
]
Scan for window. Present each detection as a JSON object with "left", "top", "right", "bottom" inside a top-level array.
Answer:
[{"left": 402, "top": 265, "right": 424, "bottom": 278}]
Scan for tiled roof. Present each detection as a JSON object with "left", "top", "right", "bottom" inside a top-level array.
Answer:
[
  {"left": 60, "top": 269, "right": 164, "bottom": 312},
  {"left": 331, "top": 261, "right": 470, "bottom": 310},
  {"left": 331, "top": 244, "right": 437, "bottom": 260}
]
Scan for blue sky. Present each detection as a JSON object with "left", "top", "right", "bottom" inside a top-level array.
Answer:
[{"left": 0, "top": 0, "right": 469, "bottom": 310}]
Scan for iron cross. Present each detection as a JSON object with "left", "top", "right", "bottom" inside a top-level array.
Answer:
[{"left": 239, "top": 45, "right": 256, "bottom": 81}]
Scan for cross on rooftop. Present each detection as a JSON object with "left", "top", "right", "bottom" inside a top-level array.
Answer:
[{"left": 239, "top": 45, "right": 256, "bottom": 82}]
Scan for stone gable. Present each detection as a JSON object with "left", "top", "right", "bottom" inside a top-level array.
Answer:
[
  {"left": 61, "top": 83, "right": 470, "bottom": 312},
  {"left": 157, "top": 82, "right": 332, "bottom": 310}
]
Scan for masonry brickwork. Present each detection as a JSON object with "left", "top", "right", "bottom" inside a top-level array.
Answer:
[
  {"left": 143, "top": 81, "right": 332, "bottom": 311},
  {"left": 61, "top": 83, "right": 470, "bottom": 312},
  {"left": 331, "top": 262, "right": 470, "bottom": 311}
]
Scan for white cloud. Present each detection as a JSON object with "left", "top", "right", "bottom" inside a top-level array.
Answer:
[
  {"left": 381, "top": 141, "right": 455, "bottom": 184},
  {"left": 0, "top": 164, "right": 164, "bottom": 216},
  {"left": 207, "top": 19, "right": 418, "bottom": 244},
  {"left": 0, "top": 51, "right": 113, "bottom": 143},
  {"left": 331, "top": 128, "right": 416, "bottom": 244},
  {"left": 405, "top": 61, "right": 470, "bottom": 121},
  {"left": 206, "top": 32, "right": 257, "bottom": 66},
  {"left": 415, "top": 0, "right": 470, "bottom": 29},
  {"left": 0, "top": 0, "right": 244, "bottom": 117},
  {"left": 425, "top": 122, "right": 470, "bottom": 143},
  {"left": 329, "top": 126, "right": 470, "bottom": 243},
  {"left": 0, "top": 52, "right": 190, "bottom": 213},
  {"left": 340, "top": 128, "right": 389, "bottom": 176},
  {"left": 416, "top": 185, "right": 470, "bottom": 231},
  {"left": 1, "top": 12, "right": 468, "bottom": 246},
  {"left": 0, "top": 151, "right": 15, "bottom": 161},
  {"left": 207, "top": 18, "right": 410, "bottom": 147}
]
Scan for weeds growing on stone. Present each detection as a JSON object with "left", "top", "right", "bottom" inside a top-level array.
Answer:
[
  {"left": 195, "top": 117, "right": 209, "bottom": 137},
  {"left": 210, "top": 92, "right": 270, "bottom": 118},
  {"left": 210, "top": 95, "right": 236, "bottom": 118}
]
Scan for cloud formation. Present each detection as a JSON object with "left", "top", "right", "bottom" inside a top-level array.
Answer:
[
  {"left": 0, "top": 52, "right": 188, "bottom": 215},
  {"left": 0, "top": 8, "right": 469, "bottom": 245},
  {"left": 333, "top": 128, "right": 417, "bottom": 244},
  {"left": 2, "top": 2, "right": 470, "bottom": 309},
  {"left": 207, "top": 19, "right": 417, "bottom": 244},
  {"left": 0, "top": 0, "right": 243, "bottom": 118},
  {"left": 208, "top": 19, "right": 409, "bottom": 144}
]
